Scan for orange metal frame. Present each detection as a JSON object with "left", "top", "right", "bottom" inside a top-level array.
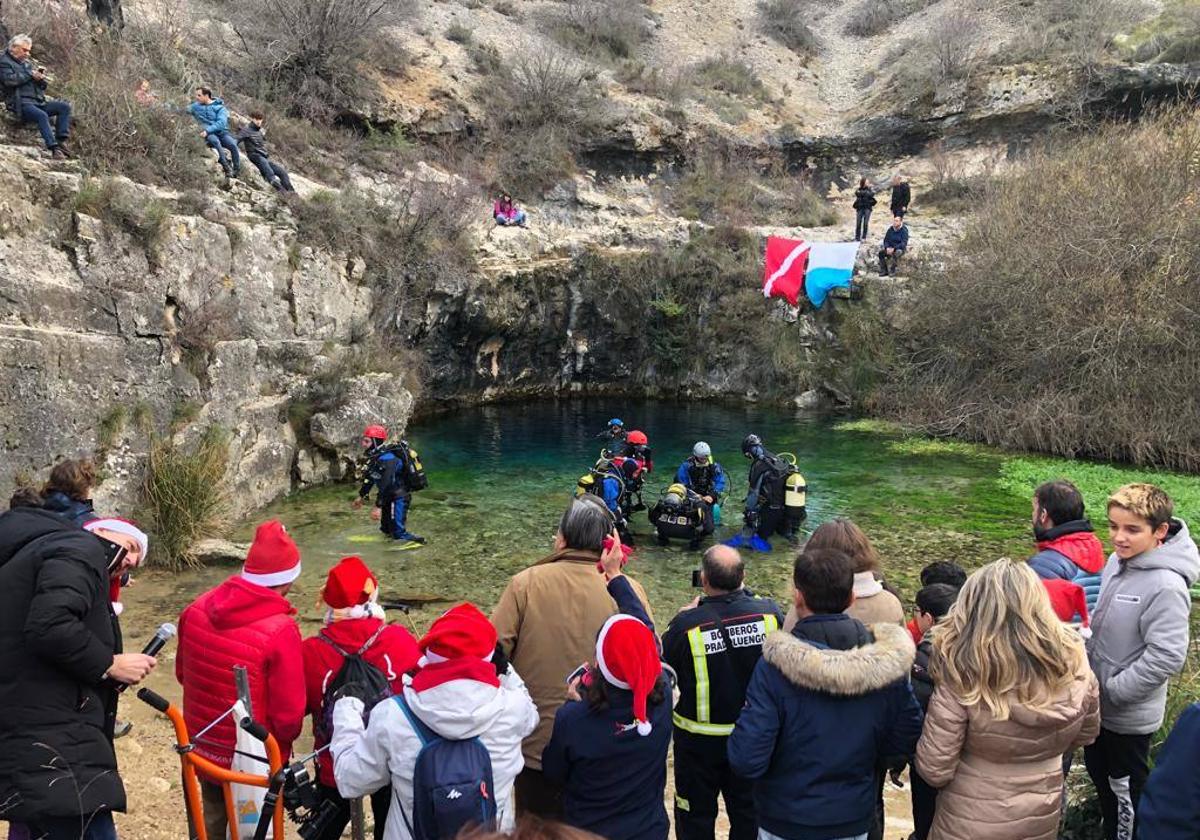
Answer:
[{"left": 151, "top": 697, "right": 286, "bottom": 840}]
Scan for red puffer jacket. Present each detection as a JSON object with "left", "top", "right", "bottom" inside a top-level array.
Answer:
[
  {"left": 176, "top": 575, "right": 306, "bottom": 768},
  {"left": 302, "top": 618, "right": 420, "bottom": 787}
]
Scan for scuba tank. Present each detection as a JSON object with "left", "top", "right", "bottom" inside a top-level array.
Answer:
[
  {"left": 777, "top": 453, "right": 807, "bottom": 511},
  {"left": 402, "top": 440, "right": 428, "bottom": 491}
]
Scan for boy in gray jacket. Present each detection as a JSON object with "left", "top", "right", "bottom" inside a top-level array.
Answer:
[{"left": 1085, "top": 483, "right": 1199, "bottom": 840}]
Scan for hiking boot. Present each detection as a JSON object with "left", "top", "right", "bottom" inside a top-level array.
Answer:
[
  {"left": 399, "top": 534, "right": 426, "bottom": 545},
  {"left": 56, "top": 142, "right": 73, "bottom": 159},
  {"left": 50, "top": 147, "right": 68, "bottom": 160}
]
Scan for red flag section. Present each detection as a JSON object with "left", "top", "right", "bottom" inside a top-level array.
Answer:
[{"left": 762, "top": 236, "right": 810, "bottom": 307}]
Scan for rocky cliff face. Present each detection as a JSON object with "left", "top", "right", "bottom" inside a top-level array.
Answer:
[{"left": 0, "top": 141, "right": 413, "bottom": 520}]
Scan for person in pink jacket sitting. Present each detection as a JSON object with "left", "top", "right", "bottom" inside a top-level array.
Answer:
[{"left": 494, "top": 192, "right": 527, "bottom": 227}]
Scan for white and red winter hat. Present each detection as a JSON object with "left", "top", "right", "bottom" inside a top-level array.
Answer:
[
  {"left": 84, "top": 518, "right": 149, "bottom": 560},
  {"left": 412, "top": 603, "right": 500, "bottom": 691},
  {"left": 595, "top": 614, "right": 662, "bottom": 736},
  {"left": 418, "top": 602, "right": 497, "bottom": 666},
  {"left": 241, "top": 520, "right": 302, "bottom": 587}
]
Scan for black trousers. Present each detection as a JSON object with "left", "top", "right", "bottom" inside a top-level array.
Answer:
[
  {"left": 247, "top": 152, "right": 294, "bottom": 192},
  {"left": 309, "top": 784, "right": 391, "bottom": 840},
  {"left": 673, "top": 731, "right": 757, "bottom": 840},
  {"left": 910, "top": 767, "right": 938, "bottom": 840},
  {"left": 1084, "top": 728, "right": 1150, "bottom": 840},
  {"left": 514, "top": 767, "right": 565, "bottom": 820}
]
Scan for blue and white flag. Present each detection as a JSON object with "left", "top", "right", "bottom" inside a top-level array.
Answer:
[{"left": 804, "top": 242, "right": 859, "bottom": 308}]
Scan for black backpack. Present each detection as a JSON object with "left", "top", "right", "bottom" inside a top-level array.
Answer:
[
  {"left": 315, "top": 624, "right": 393, "bottom": 745},
  {"left": 394, "top": 695, "right": 497, "bottom": 840}
]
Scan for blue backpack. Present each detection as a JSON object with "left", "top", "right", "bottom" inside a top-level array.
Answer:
[{"left": 394, "top": 695, "right": 497, "bottom": 840}]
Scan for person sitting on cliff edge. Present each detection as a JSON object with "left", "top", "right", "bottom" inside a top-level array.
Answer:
[{"left": 494, "top": 192, "right": 528, "bottom": 227}]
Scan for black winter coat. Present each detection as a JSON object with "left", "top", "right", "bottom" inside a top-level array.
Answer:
[
  {"left": 0, "top": 508, "right": 125, "bottom": 820},
  {"left": 911, "top": 638, "right": 934, "bottom": 711},
  {"left": 890, "top": 182, "right": 911, "bottom": 211},
  {"left": 235, "top": 122, "right": 270, "bottom": 158},
  {"left": 0, "top": 50, "right": 47, "bottom": 113},
  {"left": 852, "top": 186, "right": 877, "bottom": 211}
]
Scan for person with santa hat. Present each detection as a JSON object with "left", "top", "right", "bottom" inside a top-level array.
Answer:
[
  {"left": 0, "top": 504, "right": 156, "bottom": 840},
  {"left": 540, "top": 583, "right": 671, "bottom": 840},
  {"left": 332, "top": 601, "right": 538, "bottom": 840},
  {"left": 302, "top": 556, "right": 421, "bottom": 840},
  {"left": 176, "top": 519, "right": 307, "bottom": 840}
]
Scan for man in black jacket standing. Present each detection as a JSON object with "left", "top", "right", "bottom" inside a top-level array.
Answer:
[
  {"left": 0, "top": 507, "right": 156, "bottom": 839},
  {"left": 662, "top": 545, "right": 784, "bottom": 840},
  {"left": 889, "top": 174, "right": 911, "bottom": 217}
]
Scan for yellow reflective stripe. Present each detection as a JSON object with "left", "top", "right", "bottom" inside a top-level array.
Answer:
[
  {"left": 763, "top": 613, "right": 779, "bottom": 633},
  {"left": 687, "top": 626, "right": 710, "bottom": 723},
  {"left": 673, "top": 712, "right": 735, "bottom": 736}
]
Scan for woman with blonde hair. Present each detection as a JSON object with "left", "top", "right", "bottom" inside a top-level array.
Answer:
[{"left": 916, "top": 558, "right": 1100, "bottom": 840}]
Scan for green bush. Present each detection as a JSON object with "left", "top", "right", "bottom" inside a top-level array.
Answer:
[
  {"left": 870, "top": 107, "right": 1200, "bottom": 471},
  {"left": 74, "top": 178, "right": 173, "bottom": 253},
  {"left": 692, "top": 56, "right": 768, "bottom": 100},
  {"left": 757, "top": 0, "right": 818, "bottom": 56},
  {"left": 139, "top": 425, "right": 230, "bottom": 569}
]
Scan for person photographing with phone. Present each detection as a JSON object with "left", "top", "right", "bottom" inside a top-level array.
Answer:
[
  {"left": 0, "top": 507, "right": 155, "bottom": 840},
  {"left": 492, "top": 495, "right": 653, "bottom": 820},
  {"left": 661, "top": 546, "right": 784, "bottom": 840}
]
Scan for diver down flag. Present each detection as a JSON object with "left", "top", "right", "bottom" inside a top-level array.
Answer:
[
  {"left": 804, "top": 242, "right": 859, "bottom": 308},
  {"left": 762, "top": 236, "right": 810, "bottom": 307}
]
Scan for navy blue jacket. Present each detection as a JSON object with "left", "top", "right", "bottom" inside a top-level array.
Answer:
[
  {"left": 882, "top": 225, "right": 908, "bottom": 252},
  {"left": 1138, "top": 703, "right": 1200, "bottom": 838},
  {"left": 728, "top": 614, "right": 922, "bottom": 840},
  {"left": 541, "top": 574, "right": 668, "bottom": 840},
  {"left": 41, "top": 491, "right": 97, "bottom": 527}
]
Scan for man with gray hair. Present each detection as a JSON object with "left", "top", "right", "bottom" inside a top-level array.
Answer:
[
  {"left": 492, "top": 494, "right": 654, "bottom": 820},
  {"left": 662, "top": 545, "right": 784, "bottom": 840},
  {"left": 1, "top": 35, "right": 72, "bottom": 159}
]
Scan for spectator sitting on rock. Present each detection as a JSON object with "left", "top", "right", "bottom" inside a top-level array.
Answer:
[
  {"left": 235, "top": 111, "right": 295, "bottom": 193},
  {"left": 878, "top": 215, "right": 909, "bottom": 277},
  {"left": 0, "top": 34, "right": 71, "bottom": 159},
  {"left": 188, "top": 86, "right": 240, "bottom": 179},
  {"left": 494, "top": 192, "right": 528, "bottom": 227}
]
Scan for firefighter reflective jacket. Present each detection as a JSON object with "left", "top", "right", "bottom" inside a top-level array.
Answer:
[{"left": 662, "top": 590, "right": 785, "bottom": 735}]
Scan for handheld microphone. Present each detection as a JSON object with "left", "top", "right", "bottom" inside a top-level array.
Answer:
[{"left": 115, "top": 623, "right": 176, "bottom": 694}]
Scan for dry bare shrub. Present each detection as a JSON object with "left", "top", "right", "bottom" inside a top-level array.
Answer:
[
  {"left": 843, "top": 0, "right": 936, "bottom": 37},
  {"left": 889, "top": 9, "right": 985, "bottom": 101},
  {"left": 544, "top": 0, "right": 652, "bottom": 60},
  {"left": 477, "top": 49, "right": 601, "bottom": 190},
  {"left": 1015, "top": 0, "right": 1150, "bottom": 66},
  {"left": 873, "top": 107, "right": 1200, "bottom": 471},
  {"left": 226, "top": 0, "right": 415, "bottom": 120},
  {"left": 669, "top": 149, "right": 836, "bottom": 228},
  {"left": 757, "top": 0, "right": 818, "bottom": 56}
]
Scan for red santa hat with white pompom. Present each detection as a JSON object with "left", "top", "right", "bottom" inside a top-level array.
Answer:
[{"left": 594, "top": 614, "right": 662, "bottom": 736}]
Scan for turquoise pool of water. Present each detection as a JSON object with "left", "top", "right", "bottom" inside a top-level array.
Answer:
[{"left": 228, "top": 398, "right": 1055, "bottom": 633}]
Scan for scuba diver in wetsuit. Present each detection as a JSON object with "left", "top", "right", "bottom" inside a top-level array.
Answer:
[
  {"left": 649, "top": 483, "right": 715, "bottom": 550},
  {"left": 576, "top": 457, "right": 636, "bottom": 545},
  {"left": 676, "top": 441, "right": 728, "bottom": 525},
  {"left": 352, "top": 424, "right": 427, "bottom": 545},
  {"left": 597, "top": 418, "right": 627, "bottom": 456},
  {"left": 727, "top": 434, "right": 807, "bottom": 552}
]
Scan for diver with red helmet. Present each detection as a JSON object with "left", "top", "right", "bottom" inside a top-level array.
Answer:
[{"left": 351, "top": 424, "right": 427, "bottom": 545}]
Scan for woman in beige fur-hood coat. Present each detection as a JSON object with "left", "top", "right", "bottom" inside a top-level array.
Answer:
[{"left": 916, "top": 559, "right": 1100, "bottom": 840}]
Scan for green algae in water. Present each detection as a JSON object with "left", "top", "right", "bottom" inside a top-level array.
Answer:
[{"left": 239, "top": 399, "right": 1200, "bottom": 633}]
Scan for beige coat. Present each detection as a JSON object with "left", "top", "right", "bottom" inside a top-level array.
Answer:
[
  {"left": 916, "top": 663, "right": 1101, "bottom": 840},
  {"left": 491, "top": 549, "right": 653, "bottom": 769},
  {"left": 845, "top": 589, "right": 905, "bottom": 625}
]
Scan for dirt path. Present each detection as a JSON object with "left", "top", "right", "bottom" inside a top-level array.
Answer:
[{"left": 805, "top": 0, "right": 896, "bottom": 134}]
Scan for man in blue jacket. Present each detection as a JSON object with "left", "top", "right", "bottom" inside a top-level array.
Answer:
[
  {"left": 1137, "top": 702, "right": 1200, "bottom": 839},
  {"left": 188, "top": 87, "right": 240, "bottom": 178},
  {"left": 877, "top": 216, "right": 909, "bottom": 277},
  {"left": 728, "top": 547, "right": 922, "bottom": 840}
]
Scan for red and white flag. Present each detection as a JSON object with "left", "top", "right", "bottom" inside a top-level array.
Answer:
[{"left": 762, "top": 236, "right": 810, "bottom": 307}]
